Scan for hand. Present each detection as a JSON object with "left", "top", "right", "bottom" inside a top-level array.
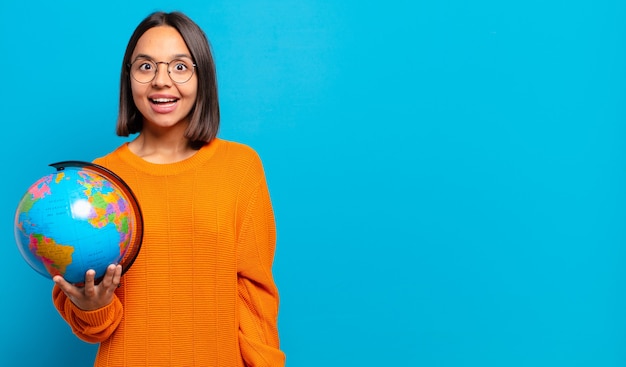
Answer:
[{"left": 53, "top": 264, "right": 122, "bottom": 311}]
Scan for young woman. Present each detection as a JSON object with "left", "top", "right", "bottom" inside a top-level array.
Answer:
[{"left": 52, "top": 11, "right": 285, "bottom": 367}]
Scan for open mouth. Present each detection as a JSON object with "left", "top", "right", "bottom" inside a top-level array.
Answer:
[{"left": 150, "top": 98, "right": 178, "bottom": 105}]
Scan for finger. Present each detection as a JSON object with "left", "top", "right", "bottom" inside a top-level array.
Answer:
[
  {"left": 99, "top": 264, "right": 116, "bottom": 289},
  {"left": 112, "top": 264, "right": 123, "bottom": 287},
  {"left": 83, "top": 269, "right": 97, "bottom": 297},
  {"left": 53, "top": 275, "right": 74, "bottom": 296}
]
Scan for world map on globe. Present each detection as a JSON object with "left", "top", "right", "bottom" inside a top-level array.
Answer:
[{"left": 14, "top": 162, "right": 142, "bottom": 284}]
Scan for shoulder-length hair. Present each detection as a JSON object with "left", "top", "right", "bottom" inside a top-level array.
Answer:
[{"left": 117, "top": 11, "right": 219, "bottom": 147}]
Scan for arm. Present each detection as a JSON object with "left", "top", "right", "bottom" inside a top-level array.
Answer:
[
  {"left": 52, "top": 264, "right": 124, "bottom": 343},
  {"left": 237, "top": 172, "right": 285, "bottom": 367}
]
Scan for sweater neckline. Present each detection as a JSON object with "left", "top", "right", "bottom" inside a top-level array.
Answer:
[{"left": 116, "top": 138, "right": 222, "bottom": 176}]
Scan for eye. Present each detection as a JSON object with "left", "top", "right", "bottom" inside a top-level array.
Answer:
[
  {"left": 132, "top": 59, "right": 155, "bottom": 73},
  {"left": 172, "top": 60, "right": 189, "bottom": 72},
  {"left": 137, "top": 62, "right": 154, "bottom": 72}
]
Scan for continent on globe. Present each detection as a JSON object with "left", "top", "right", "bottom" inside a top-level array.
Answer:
[{"left": 29, "top": 234, "right": 74, "bottom": 278}]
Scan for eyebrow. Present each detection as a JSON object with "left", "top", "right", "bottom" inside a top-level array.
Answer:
[{"left": 132, "top": 53, "right": 193, "bottom": 61}]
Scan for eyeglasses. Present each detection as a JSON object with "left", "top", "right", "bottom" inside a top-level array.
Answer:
[{"left": 128, "top": 58, "right": 197, "bottom": 84}]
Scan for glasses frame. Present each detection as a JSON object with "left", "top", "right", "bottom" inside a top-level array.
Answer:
[{"left": 127, "top": 58, "right": 197, "bottom": 84}]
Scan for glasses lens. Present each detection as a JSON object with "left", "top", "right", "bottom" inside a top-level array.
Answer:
[
  {"left": 129, "top": 59, "right": 195, "bottom": 84},
  {"left": 168, "top": 59, "right": 195, "bottom": 83},
  {"left": 130, "top": 59, "right": 157, "bottom": 83}
]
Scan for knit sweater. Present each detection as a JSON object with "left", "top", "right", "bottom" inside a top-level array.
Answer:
[{"left": 52, "top": 138, "right": 285, "bottom": 367}]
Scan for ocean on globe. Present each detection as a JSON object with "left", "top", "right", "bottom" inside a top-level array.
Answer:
[{"left": 14, "top": 161, "right": 143, "bottom": 284}]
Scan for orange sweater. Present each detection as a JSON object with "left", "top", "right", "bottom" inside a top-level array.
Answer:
[{"left": 52, "top": 139, "right": 285, "bottom": 367}]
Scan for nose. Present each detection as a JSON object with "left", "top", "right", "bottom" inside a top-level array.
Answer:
[{"left": 152, "top": 62, "right": 171, "bottom": 87}]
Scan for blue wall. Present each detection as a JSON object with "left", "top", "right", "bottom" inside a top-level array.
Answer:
[{"left": 1, "top": 1, "right": 625, "bottom": 366}]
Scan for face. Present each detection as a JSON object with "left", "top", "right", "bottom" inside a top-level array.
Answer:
[{"left": 130, "top": 26, "right": 198, "bottom": 131}]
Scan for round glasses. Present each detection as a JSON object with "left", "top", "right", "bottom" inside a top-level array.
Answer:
[{"left": 128, "top": 58, "right": 197, "bottom": 84}]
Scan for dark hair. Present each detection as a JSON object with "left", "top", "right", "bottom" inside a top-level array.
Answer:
[{"left": 117, "top": 11, "right": 219, "bottom": 148}]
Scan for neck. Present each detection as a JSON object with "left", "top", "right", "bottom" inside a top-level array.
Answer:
[{"left": 128, "top": 133, "right": 197, "bottom": 164}]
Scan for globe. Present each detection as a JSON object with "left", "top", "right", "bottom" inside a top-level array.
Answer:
[{"left": 14, "top": 161, "right": 143, "bottom": 284}]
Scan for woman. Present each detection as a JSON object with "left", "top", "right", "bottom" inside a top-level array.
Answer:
[{"left": 52, "top": 11, "right": 285, "bottom": 367}]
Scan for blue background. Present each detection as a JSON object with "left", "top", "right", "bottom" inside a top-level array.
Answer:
[{"left": 1, "top": 1, "right": 625, "bottom": 366}]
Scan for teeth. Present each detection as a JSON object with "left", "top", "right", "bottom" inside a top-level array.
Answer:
[{"left": 151, "top": 98, "right": 176, "bottom": 103}]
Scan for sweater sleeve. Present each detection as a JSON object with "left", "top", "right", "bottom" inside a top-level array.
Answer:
[
  {"left": 236, "top": 167, "right": 285, "bottom": 366},
  {"left": 52, "top": 285, "right": 123, "bottom": 343}
]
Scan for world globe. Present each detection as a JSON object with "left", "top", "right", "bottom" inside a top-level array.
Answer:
[{"left": 14, "top": 161, "right": 143, "bottom": 284}]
